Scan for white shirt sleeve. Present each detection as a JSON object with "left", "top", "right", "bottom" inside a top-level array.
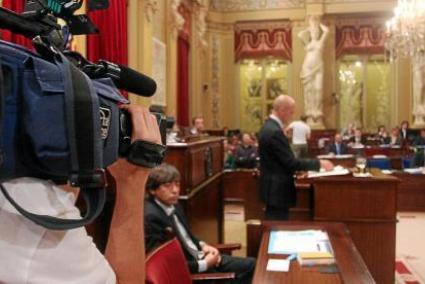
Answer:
[
  {"left": 198, "top": 260, "right": 208, "bottom": 272},
  {"left": 0, "top": 178, "right": 116, "bottom": 284}
]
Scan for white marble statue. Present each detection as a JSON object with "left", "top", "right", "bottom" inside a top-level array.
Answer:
[
  {"left": 413, "top": 53, "right": 425, "bottom": 127},
  {"left": 298, "top": 15, "right": 329, "bottom": 127}
]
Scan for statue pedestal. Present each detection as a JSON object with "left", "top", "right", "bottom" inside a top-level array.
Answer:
[
  {"left": 307, "top": 116, "right": 325, "bottom": 129},
  {"left": 413, "top": 113, "right": 425, "bottom": 128}
]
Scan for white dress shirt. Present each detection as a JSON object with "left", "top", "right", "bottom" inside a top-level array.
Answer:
[
  {"left": 0, "top": 178, "right": 115, "bottom": 284},
  {"left": 270, "top": 114, "right": 284, "bottom": 129},
  {"left": 154, "top": 199, "right": 208, "bottom": 272}
]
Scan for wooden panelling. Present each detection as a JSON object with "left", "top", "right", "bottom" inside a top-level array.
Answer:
[
  {"left": 313, "top": 176, "right": 397, "bottom": 284},
  {"left": 222, "top": 170, "right": 265, "bottom": 220},
  {"left": 392, "top": 172, "right": 425, "bottom": 211},
  {"left": 289, "top": 183, "right": 313, "bottom": 220},
  {"left": 165, "top": 137, "right": 225, "bottom": 243},
  {"left": 211, "top": 143, "right": 224, "bottom": 175},
  {"left": 181, "top": 177, "right": 223, "bottom": 244},
  {"left": 189, "top": 147, "right": 207, "bottom": 187}
]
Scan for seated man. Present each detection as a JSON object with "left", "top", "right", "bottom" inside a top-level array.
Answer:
[
  {"left": 327, "top": 133, "right": 348, "bottom": 155},
  {"left": 385, "top": 128, "right": 401, "bottom": 146},
  {"left": 144, "top": 164, "right": 256, "bottom": 283},
  {"left": 348, "top": 128, "right": 366, "bottom": 147},
  {"left": 190, "top": 116, "right": 205, "bottom": 135},
  {"left": 234, "top": 133, "right": 258, "bottom": 169},
  {"left": 413, "top": 129, "right": 425, "bottom": 146},
  {"left": 412, "top": 149, "right": 425, "bottom": 167}
]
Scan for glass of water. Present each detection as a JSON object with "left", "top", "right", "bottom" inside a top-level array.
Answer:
[{"left": 356, "top": 156, "right": 367, "bottom": 174}]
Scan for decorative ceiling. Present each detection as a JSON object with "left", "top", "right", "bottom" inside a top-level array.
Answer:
[
  {"left": 209, "top": 0, "right": 395, "bottom": 12},
  {"left": 209, "top": 0, "right": 305, "bottom": 12}
]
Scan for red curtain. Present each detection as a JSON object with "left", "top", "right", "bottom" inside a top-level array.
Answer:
[
  {"left": 234, "top": 21, "right": 292, "bottom": 62},
  {"left": 1, "top": 0, "right": 33, "bottom": 49},
  {"left": 87, "top": 0, "right": 128, "bottom": 66},
  {"left": 177, "top": 36, "right": 190, "bottom": 127}
]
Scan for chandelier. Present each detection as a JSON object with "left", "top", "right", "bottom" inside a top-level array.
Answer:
[{"left": 385, "top": 0, "right": 425, "bottom": 61}]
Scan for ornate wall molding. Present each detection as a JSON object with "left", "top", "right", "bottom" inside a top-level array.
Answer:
[
  {"left": 178, "top": 2, "right": 192, "bottom": 42},
  {"left": 194, "top": 1, "right": 209, "bottom": 48},
  {"left": 335, "top": 18, "right": 386, "bottom": 58},
  {"left": 145, "top": 0, "right": 159, "bottom": 22},
  {"left": 170, "top": 0, "right": 185, "bottom": 37},
  {"left": 210, "top": 0, "right": 305, "bottom": 12},
  {"left": 211, "top": 35, "right": 220, "bottom": 128},
  {"left": 234, "top": 21, "right": 292, "bottom": 62},
  {"left": 324, "top": 0, "right": 393, "bottom": 2},
  {"left": 208, "top": 21, "right": 234, "bottom": 32}
]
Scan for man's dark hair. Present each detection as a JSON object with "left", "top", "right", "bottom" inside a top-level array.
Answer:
[
  {"left": 146, "top": 163, "right": 181, "bottom": 191},
  {"left": 192, "top": 116, "right": 202, "bottom": 125},
  {"left": 300, "top": 115, "right": 307, "bottom": 122}
]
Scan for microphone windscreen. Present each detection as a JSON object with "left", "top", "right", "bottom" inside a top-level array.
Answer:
[{"left": 116, "top": 65, "right": 157, "bottom": 97}]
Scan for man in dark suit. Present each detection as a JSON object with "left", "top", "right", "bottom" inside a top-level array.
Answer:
[
  {"left": 258, "top": 95, "right": 334, "bottom": 220},
  {"left": 413, "top": 129, "right": 425, "bottom": 146},
  {"left": 412, "top": 149, "right": 425, "bottom": 167},
  {"left": 144, "top": 163, "right": 255, "bottom": 283},
  {"left": 327, "top": 133, "right": 348, "bottom": 155},
  {"left": 400, "top": 120, "right": 416, "bottom": 143}
]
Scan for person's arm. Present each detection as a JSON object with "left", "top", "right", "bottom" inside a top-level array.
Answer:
[
  {"left": 297, "top": 27, "right": 310, "bottom": 45},
  {"left": 319, "top": 23, "right": 329, "bottom": 46},
  {"left": 105, "top": 104, "right": 162, "bottom": 284},
  {"left": 269, "top": 130, "right": 333, "bottom": 171}
]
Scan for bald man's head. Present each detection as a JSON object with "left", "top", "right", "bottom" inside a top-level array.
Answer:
[{"left": 272, "top": 95, "right": 295, "bottom": 125}]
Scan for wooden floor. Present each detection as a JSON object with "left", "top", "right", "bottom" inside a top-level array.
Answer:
[{"left": 223, "top": 203, "right": 425, "bottom": 284}]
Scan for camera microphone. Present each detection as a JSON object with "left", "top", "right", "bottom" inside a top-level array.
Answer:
[{"left": 85, "top": 60, "right": 157, "bottom": 97}]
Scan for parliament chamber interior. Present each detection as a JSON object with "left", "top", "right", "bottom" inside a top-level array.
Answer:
[{"left": 1, "top": 0, "right": 425, "bottom": 283}]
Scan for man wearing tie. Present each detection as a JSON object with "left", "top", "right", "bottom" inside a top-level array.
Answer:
[
  {"left": 144, "top": 163, "right": 255, "bottom": 283},
  {"left": 327, "top": 133, "right": 348, "bottom": 155},
  {"left": 258, "top": 95, "right": 334, "bottom": 220}
]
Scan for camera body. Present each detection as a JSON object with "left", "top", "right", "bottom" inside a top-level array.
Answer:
[{"left": 118, "top": 110, "right": 167, "bottom": 157}]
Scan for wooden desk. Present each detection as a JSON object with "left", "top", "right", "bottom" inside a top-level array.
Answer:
[
  {"left": 222, "top": 169, "right": 265, "bottom": 220},
  {"left": 165, "top": 137, "right": 224, "bottom": 244},
  {"left": 392, "top": 172, "right": 425, "bottom": 211},
  {"left": 313, "top": 174, "right": 397, "bottom": 284},
  {"left": 252, "top": 222, "right": 374, "bottom": 284}
]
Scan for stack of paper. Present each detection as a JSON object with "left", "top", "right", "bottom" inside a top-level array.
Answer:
[
  {"left": 268, "top": 230, "right": 335, "bottom": 266},
  {"left": 403, "top": 168, "right": 424, "bottom": 174},
  {"left": 297, "top": 251, "right": 335, "bottom": 266},
  {"left": 307, "top": 166, "right": 350, "bottom": 178}
]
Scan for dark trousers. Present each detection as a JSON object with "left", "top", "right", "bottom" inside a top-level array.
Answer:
[
  {"left": 265, "top": 206, "right": 289, "bottom": 220},
  {"left": 207, "top": 255, "right": 256, "bottom": 284}
]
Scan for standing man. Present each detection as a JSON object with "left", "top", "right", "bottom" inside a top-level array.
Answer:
[
  {"left": 286, "top": 115, "right": 311, "bottom": 158},
  {"left": 258, "top": 95, "right": 334, "bottom": 220}
]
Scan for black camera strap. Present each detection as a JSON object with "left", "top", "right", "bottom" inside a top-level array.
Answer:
[
  {"left": 0, "top": 50, "right": 106, "bottom": 230},
  {"left": 0, "top": 56, "right": 4, "bottom": 167}
]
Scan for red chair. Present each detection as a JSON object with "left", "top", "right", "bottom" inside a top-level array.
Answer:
[{"left": 145, "top": 238, "right": 236, "bottom": 284}]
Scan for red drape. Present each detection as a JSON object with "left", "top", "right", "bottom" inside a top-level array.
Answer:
[
  {"left": 1, "top": 0, "right": 33, "bottom": 49},
  {"left": 335, "top": 21, "right": 386, "bottom": 58},
  {"left": 87, "top": 0, "right": 128, "bottom": 68},
  {"left": 234, "top": 21, "right": 292, "bottom": 62},
  {"left": 177, "top": 36, "right": 190, "bottom": 127}
]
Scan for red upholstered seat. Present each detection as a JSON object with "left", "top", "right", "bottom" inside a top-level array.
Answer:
[{"left": 145, "top": 238, "right": 192, "bottom": 284}]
